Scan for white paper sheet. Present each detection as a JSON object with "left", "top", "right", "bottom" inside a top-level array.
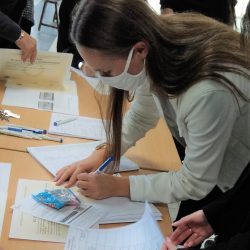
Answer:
[
  {"left": 2, "top": 81, "right": 79, "bottom": 115},
  {"left": 0, "top": 49, "right": 72, "bottom": 88},
  {"left": 27, "top": 141, "right": 139, "bottom": 176},
  {"left": 0, "top": 163, "right": 11, "bottom": 237},
  {"left": 65, "top": 202, "right": 164, "bottom": 250},
  {"left": 48, "top": 113, "right": 106, "bottom": 140},
  {"left": 74, "top": 194, "right": 162, "bottom": 224}
]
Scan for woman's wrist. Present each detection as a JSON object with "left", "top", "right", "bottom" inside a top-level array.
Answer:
[
  {"left": 95, "top": 142, "right": 110, "bottom": 160},
  {"left": 112, "top": 176, "right": 130, "bottom": 197}
]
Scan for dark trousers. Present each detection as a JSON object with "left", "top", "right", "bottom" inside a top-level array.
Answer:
[{"left": 176, "top": 185, "right": 223, "bottom": 221}]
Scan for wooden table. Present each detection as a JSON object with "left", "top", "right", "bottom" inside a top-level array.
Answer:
[
  {"left": 0, "top": 71, "right": 181, "bottom": 249},
  {"left": 0, "top": 72, "right": 180, "bottom": 172},
  {"left": 0, "top": 149, "right": 173, "bottom": 250}
]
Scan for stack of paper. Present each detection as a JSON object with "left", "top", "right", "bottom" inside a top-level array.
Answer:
[
  {"left": 9, "top": 179, "right": 101, "bottom": 243},
  {"left": 12, "top": 179, "right": 161, "bottom": 226},
  {"left": 48, "top": 113, "right": 106, "bottom": 140},
  {"left": 65, "top": 202, "right": 164, "bottom": 250},
  {"left": 0, "top": 49, "right": 79, "bottom": 114},
  {"left": 27, "top": 141, "right": 139, "bottom": 176},
  {"left": 9, "top": 179, "right": 69, "bottom": 242},
  {"left": 74, "top": 194, "right": 162, "bottom": 224}
]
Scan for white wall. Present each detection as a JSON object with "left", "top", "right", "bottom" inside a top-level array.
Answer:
[
  {"left": 236, "top": 0, "right": 249, "bottom": 17},
  {"left": 148, "top": 0, "right": 160, "bottom": 14},
  {"left": 235, "top": 0, "right": 249, "bottom": 30}
]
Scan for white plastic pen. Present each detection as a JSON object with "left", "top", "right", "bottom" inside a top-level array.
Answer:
[
  {"left": 38, "top": 134, "right": 63, "bottom": 143},
  {"left": 22, "top": 131, "right": 43, "bottom": 140},
  {"left": 53, "top": 117, "right": 77, "bottom": 126},
  {"left": 0, "top": 129, "right": 33, "bottom": 139}
]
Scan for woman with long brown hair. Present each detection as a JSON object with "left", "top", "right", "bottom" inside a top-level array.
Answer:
[
  {"left": 162, "top": 2, "right": 250, "bottom": 249},
  {"left": 55, "top": 0, "right": 250, "bottom": 220}
]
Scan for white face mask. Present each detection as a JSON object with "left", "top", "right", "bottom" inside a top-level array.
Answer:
[{"left": 97, "top": 48, "right": 146, "bottom": 92}]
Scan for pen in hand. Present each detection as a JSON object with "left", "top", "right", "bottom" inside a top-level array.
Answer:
[{"left": 94, "top": 156, "right": 114, "bottom": 174}]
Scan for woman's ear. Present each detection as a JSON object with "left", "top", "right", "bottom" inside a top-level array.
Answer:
[{"left": 133, "top": 41, "right": 149, "bottom": 59}]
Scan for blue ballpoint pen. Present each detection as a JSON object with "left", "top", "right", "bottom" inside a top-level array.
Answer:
[
  {"left": 6, "top": 127, "right": 44, "bottom": 134},
  {"left": 95, "top": 156, "right": 114, "bottom": 174},
  {"left": 8, "top": 124, "right": 46, "bottom": 134}
]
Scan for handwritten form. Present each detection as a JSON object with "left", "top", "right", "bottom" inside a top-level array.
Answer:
[
  {"left": 0, "top": 163, "right": 11, "bottom": 237},
  {"left": 65, "top": 203, "right": 164, "bottom": 250},
  {"left": 0, "top": 49, "right": 72, "bottom": 88},
  {"left": 27, "top": 141, "right": 139, "bottom": 176},
  {"left": 49, "top": 113, "right": 106, "bottom": 140}
]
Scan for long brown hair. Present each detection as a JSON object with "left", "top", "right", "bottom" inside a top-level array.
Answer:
[{"left": 71, "top": 0, "right": 250, "bottom": 170}]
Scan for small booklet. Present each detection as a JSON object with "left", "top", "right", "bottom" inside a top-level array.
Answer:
[
  {"left": 49, "top": 113, "right": 106, "bottom": 140},
  {"left": 27, "top": 141, "right": 139, "bottom": 176}
]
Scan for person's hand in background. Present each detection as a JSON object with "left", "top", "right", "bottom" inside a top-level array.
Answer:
[
  {"left": 161, "top": 237, "right": 177, "bottom": 250},
  {"left": 15, "top": 30, "right": 37, "bottom": 63},
  {"left": 170, "top": 210, "right": 214, "bottom": 248}
]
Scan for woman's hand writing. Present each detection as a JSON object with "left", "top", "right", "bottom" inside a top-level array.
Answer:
[
  {"left": 54, "top": 149, "right": 106, "bottom": 188},
  {"left": 76, "top": 173, "right": 129, "bottom": 199}
]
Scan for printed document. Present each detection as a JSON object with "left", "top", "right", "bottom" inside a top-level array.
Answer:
[
  {"left": 27, "top": 141, "right": 139, "bottom": 176},
  {"left": 0, "top": 49, "right": 72, "bottom": 88},
  {"left": 0, "top": 163, "right": 11, "bottom": 237},
  {"left": 49, "top": 113, "right": 106, "bottom": 140},
  {"left": 75, "top": 195, "right": 162, "bottom": 224},
  {"left": 9, "top": 179, "right": 68, "bottom": 242},
  {"left": 13, "top": 180, "right": 105, "bottom": 228},
  {"left": 65, "top": 202, "right": 164, "bottom": 250},
  {"left": 2, "top": 81, "right": 79, "bottom": 115}
]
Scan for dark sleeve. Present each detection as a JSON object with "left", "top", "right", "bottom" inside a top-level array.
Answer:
[
  {"left": 0, "top": 11, "right": 21, "bottom": 42},
  {"left": 159, "top": 0, "right": 178, "bottom": 10},
  {"left": 179, "top": 231, "right": 250, "bottom": 250},
  {"left": 159, "top": 0, "right": 232, "bottom": 25},
  {"left": 57, "top": 0, "right": 82, "bottom": 68},
  {"left": 203, "top": 164, "right": 250, "bottom": 239}
]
